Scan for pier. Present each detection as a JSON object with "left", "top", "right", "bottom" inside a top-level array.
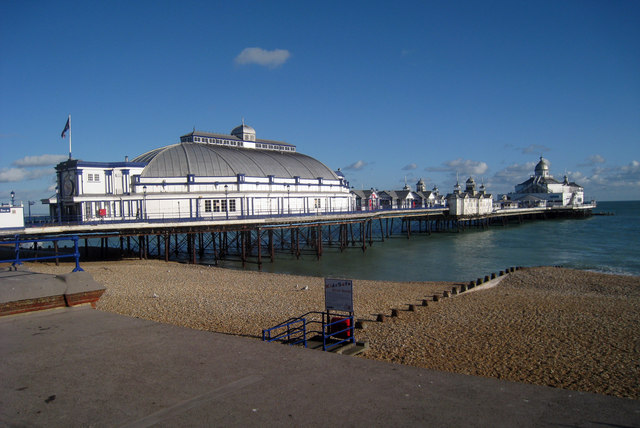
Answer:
[{"left": 1, "top": 204, "right": 594, "bottom": 268}]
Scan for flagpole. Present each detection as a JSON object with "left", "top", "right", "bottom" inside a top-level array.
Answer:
[{"left": 68, "top": 114, "right": 72, "bottom": 160}]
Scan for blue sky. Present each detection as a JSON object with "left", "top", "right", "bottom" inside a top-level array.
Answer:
[{"left": 1, "top": 0, "right": 638, "bottom": 212}]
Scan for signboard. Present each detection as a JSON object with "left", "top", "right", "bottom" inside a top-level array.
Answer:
[{"left": 324, "top": 278, "right": 353, "bottom": 312}]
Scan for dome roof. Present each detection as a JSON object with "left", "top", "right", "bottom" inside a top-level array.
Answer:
[
  {"left": 535, "top": 157, "right": 549, "bottom": 175},
  {"left": 466, "top": 177, "right": 475, "bottom": 184},
  {"left": 133, "top": 142, "right": 338, "bottom": 180},
  {"left": 231, "top": 124, "right": 256, "bottom": 138}
]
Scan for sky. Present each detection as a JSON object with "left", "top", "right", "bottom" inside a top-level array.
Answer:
[{"left": 1, "top": 0, "right": 639, "bottom": 212}]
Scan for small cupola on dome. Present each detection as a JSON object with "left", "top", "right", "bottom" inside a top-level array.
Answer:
[
  {"left": 231, "top": 120, "right": 256, "bottom": 142},
  {"left": 465, "top": 177, "right": 476, "bottom": 194},
  {"left": 535, "top": 156, "right": 550, "bottom": 177}
]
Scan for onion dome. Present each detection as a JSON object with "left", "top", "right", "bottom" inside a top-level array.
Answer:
[{"left": 535, "top": 157, "right": 550, "bottom": 177}]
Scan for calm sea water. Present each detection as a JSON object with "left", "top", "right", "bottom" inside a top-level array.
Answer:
[{"left": 218, "top": 201, "right": 640, "bottom": 282}]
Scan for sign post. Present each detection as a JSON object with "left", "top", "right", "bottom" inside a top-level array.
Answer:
[
  {"left": 324, "top": 278, "right": 353, "bottom": 312},
  {"left": 324, "top": 278, "right": 354, "bottom": 346}
]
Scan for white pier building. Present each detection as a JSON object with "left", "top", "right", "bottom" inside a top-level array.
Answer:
[
  {"left": 508, "top": 157, "right": 584, "bottom": 207},
  {"left": 445, "top": 177, "right": 493, "bottom": 216},
  {"left": 44, "top": 123, "right": 353, "bottom": 222}
]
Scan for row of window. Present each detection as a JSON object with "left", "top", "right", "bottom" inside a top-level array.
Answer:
[
  {"left": 255, "top": 143, "right": 295, "bottom": 152},
  {"left": 181, "top": 135, "right": 296, "bottom": 152},
  {"left": 204, "top": 199, "right": 236, "bottom": 213},
  {"left": 194, "top": 137, "right": 244, "bottom": 146},
  {"left": 87, "top": 173, "right": 101, "bottom": 182},
  {"left": 86, "top": 202, "right": 110, "bottom": 218}
]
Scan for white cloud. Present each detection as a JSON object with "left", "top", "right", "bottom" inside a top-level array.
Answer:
[
  {"left": 493, "top": 162, "right": 536, "bottom": 182},
  {"left": 577, "top": 154, "right": 606, "bottom": 168},
  {"left": 344, "top": 160, "right": 368, "bottom": 171},
  {"left": 402, "top": 163, "right": 417, "bottom": 171},
  {"left": 522, "top": 144, "right": 550, "bottom": 154},
  {"left": 609, "top": 160, "right": 640, "bottom": 186},
  {"left": 13, "top": 154, "right": 67, "bottom": 167},
  {"left": 234, "top": 47, "right": 291, "bottom": 68},
  {"left": 426, "top": 158, "right": 489, "bottom": 176},
  {"left": 0, "top": 167, "right": 52, "bottom": 183}
]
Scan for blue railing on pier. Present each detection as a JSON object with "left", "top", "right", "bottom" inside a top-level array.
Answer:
[
  {"left": 0, "top": 235, "right": 84, "bottom": 272},
  {"left": 262, "top": 311, "right": 355, "bottom": 352},
  {"left": 26, "top": 206, "right": 449, "bottom": 228}
]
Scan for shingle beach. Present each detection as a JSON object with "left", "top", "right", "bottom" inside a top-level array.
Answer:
[{"left": 26, "top": 260, "right": 640, "bottom": 399}]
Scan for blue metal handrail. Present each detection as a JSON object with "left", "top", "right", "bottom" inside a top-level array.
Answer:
[
  {"left": 263, "top": 311, "right": 356, "bottom": 352},
  {"left": 262, "top": 317, "right": 307, "bottom": 347},
  {"left": 322, "top": 314, "right": 355, "bottom": 351},
  {"left": 0, "top": 235, "right": 84, "bottom": 272}
]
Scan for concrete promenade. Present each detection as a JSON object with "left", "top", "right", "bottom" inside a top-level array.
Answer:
[{"left": 2, "top": 305, "right": 639, "bottom": 427}]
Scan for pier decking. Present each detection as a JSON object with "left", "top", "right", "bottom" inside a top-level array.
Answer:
[{"left": 1, "top": 204, "right": 595, "bottom": 268}]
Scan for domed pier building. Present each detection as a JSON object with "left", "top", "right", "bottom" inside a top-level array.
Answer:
[
  {"left": 45, "top": 123, "right": 352, "bottom": 222},
  {"left": 507, "top": 157, "right": 584, "bottom": 207}
]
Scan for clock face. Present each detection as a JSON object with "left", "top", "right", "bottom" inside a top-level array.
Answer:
[{"left": 63, "top": 175, "right": 75, "bottom": 196}]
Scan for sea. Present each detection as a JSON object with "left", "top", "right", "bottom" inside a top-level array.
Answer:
[{"left": 217, "top": 200, "right": 640, "bottom": 282}]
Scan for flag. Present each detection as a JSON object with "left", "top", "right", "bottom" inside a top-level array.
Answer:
[{"left": 61, "top": 117, "right": 70, "bottom": 138}]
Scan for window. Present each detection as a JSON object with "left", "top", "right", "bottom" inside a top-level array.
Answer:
[
  {"left": 314, "top": 198, "right": 321, "bottom": 208},
  {"left": 229, "top": 199, "right": 236, "bottom": 212},
  {"left": 204, "top": 200, "right": 212, "bottom": 212},
  {"left": 85, "top": 202, "right": 92, "bottom": 219},
  {"left": 213, "top": 200, "right": 220, "bottom": 212},
  {"left": 221, "top": 200, "right": 227, "bottom": 211}
]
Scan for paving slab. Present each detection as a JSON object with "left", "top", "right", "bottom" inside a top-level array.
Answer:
[{"left": 1, "top": 307, "right": 639, "bottom": 427}]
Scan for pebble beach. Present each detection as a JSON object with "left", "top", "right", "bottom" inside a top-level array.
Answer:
[{"left": 26, "top": 260, "right": 640, "bottom": 400}]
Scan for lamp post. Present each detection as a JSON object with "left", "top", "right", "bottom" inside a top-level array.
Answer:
[
  {"left": 224, "top": 184, "right": 229, "bottom": 220},
  {"left": 10, "top": 190, "right": 15, "bottom": 206},
  {"left": 28, "top": 201, "right": 35, "bottom": 223},
  {"left": 142, "top": 185, "right": 147, "bottom": 220},
  {"left": 286, "top": 184, "right": 290, "bottom": 215}
]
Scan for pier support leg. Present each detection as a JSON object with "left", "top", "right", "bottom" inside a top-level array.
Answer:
[
  {"left": 211, "top": 232, "right": 218, "bottom": 265},
  {"left": 257, "top": 228, "right": 262, "bottom": 270},
  {"left": 269, "top": 229, "right": 274, "bottom": 262},
  {"left": 316, "top": 225, "right": 322, "bottom": 259},
  {"left": 241, "top": 231, "right": 246, "bottom": 267},
  {"left": 190, "top": 234, "right": 196, "bottom": 264}
]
